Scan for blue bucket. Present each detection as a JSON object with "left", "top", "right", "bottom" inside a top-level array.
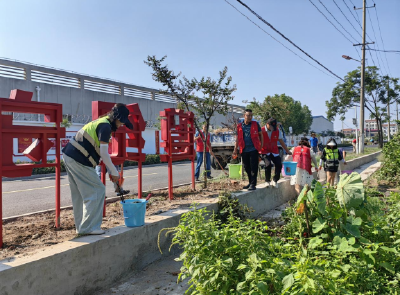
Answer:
[
  {"left": 121, "top": 199, "right": 147, "bottom": 227},
  {"left": 282, "top": 161, "right": 297, "bottom": 176}
]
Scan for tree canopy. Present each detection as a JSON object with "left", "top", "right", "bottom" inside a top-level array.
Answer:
[
  {"left": 246, "top": 94, "right": 313, "bottom": 135},
  {"left": 145, "top": 55, "right": 236, "bottom": 187},
  {"left": 326, "top": 66, "right": 399, "bottom": 147}
]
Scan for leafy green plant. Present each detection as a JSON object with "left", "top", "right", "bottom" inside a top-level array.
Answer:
[
  {"left": 379, "top": 132, "right": 400, "bottom": 184},
  {"left": 162, "top": 174, "right": 400, "bottom": 294},
  {"left": 217, "top": 191, "right": 253, "bottom": 223}
]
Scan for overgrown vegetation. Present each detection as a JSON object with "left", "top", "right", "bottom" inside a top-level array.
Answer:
[
  {"left": 162, "top": 173, "right": 400, "bottom": 294},
  {"left": 379, "top": 132, "right": 400, "bottom": 185}
]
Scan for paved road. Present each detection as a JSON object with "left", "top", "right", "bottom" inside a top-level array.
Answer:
[{"left": 2, "top": 162, "right": 225, "bottom": 218}]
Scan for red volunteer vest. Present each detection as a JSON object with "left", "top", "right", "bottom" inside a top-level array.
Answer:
[
  {"left": 237, "top": 121, "right": 261, "bottom": 153},
  {"left": 196, "top": 131, "right": 211, "bottom": 152},
  {"left": 261, "top": 127, "right": 280, "bottom": 154},
  {"left": 293, "top": 146, "right": 312, "bottom": 175}
]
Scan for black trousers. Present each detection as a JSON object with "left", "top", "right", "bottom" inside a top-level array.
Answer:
[
  {"left": 264, "top": 154, "right": 282, "bottom": 182},
  {"left": 241, "top": 150, "right": 259, "bottom": 186}
]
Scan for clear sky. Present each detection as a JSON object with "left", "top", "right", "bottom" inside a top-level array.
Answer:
[{"left": 0, "top": 0, "right": 399, "bottom": 131}]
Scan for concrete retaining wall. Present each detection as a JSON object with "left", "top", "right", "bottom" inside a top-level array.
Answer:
[
  {"left": 345, "top": 151, "right": 381, "bottom": 171},
  {"left": 0, "top": 152, "right": 380, "bottom": 295}
]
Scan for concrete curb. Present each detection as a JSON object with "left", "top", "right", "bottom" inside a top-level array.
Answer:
[{"left": 0, "top": 153, "right": 381, "bottom": 295}]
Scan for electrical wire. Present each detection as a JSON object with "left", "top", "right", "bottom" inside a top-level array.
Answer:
[
  {"left": 316, "top": 0, "right": 359, "bottom": 43},
  {"left": 372, "top": 3, "right": 393, "bottom": 77},
  {"left": 308, "top": 0, "right": 362, "bottom": 61},
  {"left": 367, "top": 49, "right": 400, "bottom": 53},
  {"left": 308, "top": 0, "right": 354, "bottom": 44},
  {"left": 222, "top": 0, "right": 337, "bottom": 80},
  {"left": 228, "top": 0, "right": 345, "bottom": 81},
  {"left": 366, "top": 8, "right": 387, "bottom": 76},
  {"left": 333, "top": 0, "right": 362, "bottom": 38}
]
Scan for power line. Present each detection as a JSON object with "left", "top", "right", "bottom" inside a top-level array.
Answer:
[
  {"left": 308, "top": 0, "right": 353, "bottom": 44},
  {"left": 234, "top": 0, "right": 345, "bottom": 81},
  {"left": 344, "top": 0, "right": 374, "bottom": 43},
  {"left": 333, "top": 0, "right": 362, "bottom": 38},
  {"left": 366, "top": 49, "right": 400, "bottom": 53},
  {"left": 222, "top": 0, "right": 336, "bottom": 80},
  {"left": 366, "top": 8, "right": 388, "bottom": 76},
  {"left": 316, "top": 0, "right": 359, "bottom": 43},
  {"left": 307, "top": 0, "right": 362, "bottom": 61},
  {"left": 373, "top": 3, "right": 392, "bottom": 77}
]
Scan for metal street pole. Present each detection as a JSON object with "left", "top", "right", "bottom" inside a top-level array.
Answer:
[
  {"left": 387, "top": 103, "right": 391, "bottom": 141},
  {"left": 359, "top": 0, "right": 366, "bottom": 153},
  {"left": 387, "top": 80, "right": 391, "bottom": 141},
  {"left": 354, "top": 106, "right": 359, "bottom": 154}
]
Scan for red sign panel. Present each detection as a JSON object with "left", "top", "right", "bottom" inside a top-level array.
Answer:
[{"left": 18, "top": 137, "right": 33, "bottom": 153}]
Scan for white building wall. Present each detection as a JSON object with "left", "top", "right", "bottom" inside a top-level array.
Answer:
[{"left": 309, "top": 116, "right": 334, "bottom": 134}]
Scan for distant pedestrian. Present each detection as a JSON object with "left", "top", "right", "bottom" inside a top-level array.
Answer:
[
  {"left": 310, "top": 132, "right": 318, "bottom": 153},
  {"left": 319, "top": 138, "right": 346, "bottom": 186},
  {"left": 287, "top": 138, "right": 318, "bottom": 195},
  {"left": 352, "top": 138, "right": 357, "bottom": 152},
  {"left": 194, "top": 124, "right": 212, "bottom": 181},
  {"left": 233, "top": 109, "right": 263, "bottom": 191},
  {"left": 260, "top": 118, "right": 291, "bottom": 188}
]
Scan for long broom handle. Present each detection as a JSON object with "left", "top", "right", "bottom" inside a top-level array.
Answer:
[{"left": 209, "top": 149, "right": 229, "bottom": 176}]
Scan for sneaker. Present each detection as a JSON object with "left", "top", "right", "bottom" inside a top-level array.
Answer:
[
  {"left": 207, "top": 176, "right": 213, "bottom": 179},
  {"left": 242, "top": 184, "right": 251, "bottom": 189},
  {"left": 87, "top": 230, "right": 105, "bottom": 235},
  {"left": 195, "top": 178, "right": 201, "bottom": 182},
  {"left": 271, "top": 180, "right": 279, "bottom": 189},
  {"left": 248, "top": 184, "right": 256, "bottom": 191}
]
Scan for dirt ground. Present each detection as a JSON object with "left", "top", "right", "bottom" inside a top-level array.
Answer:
[{"left": 0, "top": 178, "right": 244, "bottom": 261}]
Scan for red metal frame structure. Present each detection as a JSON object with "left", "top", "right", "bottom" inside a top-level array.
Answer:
[
  {"left": 92, "top": 101, "right": 146, "bottom": 206},
  {"left": 0, "top": 89, "right": 65, "bottom": 248},
  {"left": 159, "top": 108, "right": 195, "bottom": 200}
]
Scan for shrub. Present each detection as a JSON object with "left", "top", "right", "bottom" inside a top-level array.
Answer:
[
  {"left": 162, "top": 175, "right": 400, "bottom": 294},
  {"left": 379, "top": 133, "right": 400, "bottom": 184}
]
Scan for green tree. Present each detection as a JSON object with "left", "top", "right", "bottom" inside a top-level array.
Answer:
[
  {"left": 326, "top": 66, "right": 400, "bottom": 148},
  {"left": 145, "top": 55, "right": 236, "bottom": 188},
  {"left": 246, "top": 94, "right": 313, "bottom": 135},
  {"left": 336, "top": 131, "right": 345, "bottom": 139}
]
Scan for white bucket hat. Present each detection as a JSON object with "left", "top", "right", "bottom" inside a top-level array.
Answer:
[{"left": 327, "top": 141, "right": 336, "bottom": 146}]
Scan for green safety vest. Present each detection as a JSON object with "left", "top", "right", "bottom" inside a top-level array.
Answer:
[
  {"left": 69, "top": 117, "right": 111, "bottom": 167},
  {"left": 324, "top": 147, "right": 339, "bottom": 167}
]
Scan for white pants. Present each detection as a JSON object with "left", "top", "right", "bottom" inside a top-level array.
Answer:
[{"left": 63, "top": 154, "right": 105, "bottom": 234}]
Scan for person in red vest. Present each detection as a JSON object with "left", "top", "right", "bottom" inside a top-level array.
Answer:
[
  {"left": 261, "top": 118, "right": 292, "bottom": 188},
  {"left": 194, "top": 123, "right": 212, "bottom": 181},
  {"left": 287, "top": 138, "right": 318, "bottom": 195},
  {"left": 233, "top": 109, "right": 263, "bottom": 190}
]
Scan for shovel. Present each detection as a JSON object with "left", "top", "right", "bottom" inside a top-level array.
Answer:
[
  {"left": 116, "top": 182, "right": 125, "bottom": 203},
  {"left": 209, "top": 150, "right": 229, "bottom": 176}
]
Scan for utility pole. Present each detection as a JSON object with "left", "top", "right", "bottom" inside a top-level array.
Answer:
[
  {"left": 359, "top": 0, "right": 366, "bottom": 153},
  {"left": 354, "top": 0, "right": 375, "bottom": 153},
  {"left": 387, "top": 80, "right": 391, "bottom": 141},
  {"left": 353, "top": 106, "right": 359, "bottom": 154}
]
